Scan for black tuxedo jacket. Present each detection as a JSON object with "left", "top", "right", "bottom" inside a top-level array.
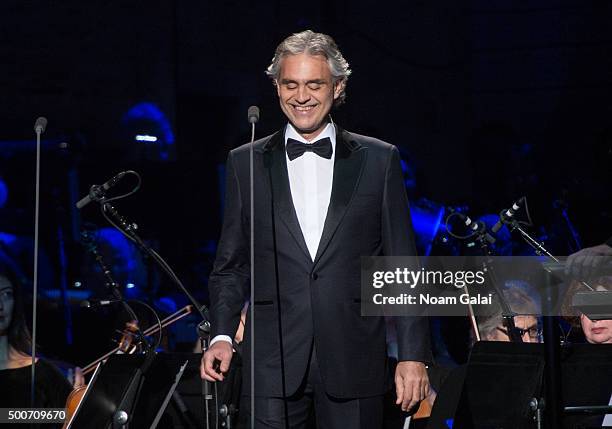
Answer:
[{"left": 209, "top": 125, "right": 431, "bottom": 398}]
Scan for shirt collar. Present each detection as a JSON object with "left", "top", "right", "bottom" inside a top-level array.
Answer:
[{"left": 284, "top": 122, "right": 336, "bottom": 149}]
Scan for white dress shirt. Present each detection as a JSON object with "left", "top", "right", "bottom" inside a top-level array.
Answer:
[
  {"left": 210, "top": 122, "right": 336, "bottom": 348},
  {"left": 284, "top": 122, "right": 336, "bottom": 261}
]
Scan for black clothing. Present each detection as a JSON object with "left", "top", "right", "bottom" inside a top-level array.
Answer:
[
  {"left": 239, "top": 344, "right": 383, "bottom": 429},
  {"left": 209, "top": 126, "right": 431, "bottom": 400},
  {"left": 0, "top": 359, "right": 72, "bottom": 428},
  {"left": 285, "top": 137, "right": 333, "bottom": 160}
]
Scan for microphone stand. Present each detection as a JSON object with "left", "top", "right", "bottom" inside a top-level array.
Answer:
[
  {"left": 80, "top": 231, "right": 149, "bottom": 350},
  {"left": 77, "top": 168, "right": 217, "bottom": 427},
  {"left": 247, "top": 106, "right": 289, "bottom": 429},
  {"left": 247, "top": 106, "right": 269, "bottom": 429},
  {"left": 501, "top": 215, "right": 593, "bottom": 292},
  {"left": 98, "top": 202, "right": 210, "bottom": 320},
  {"left": 197, "top": 317, "right": 214, "bottom": 429},
  {"left": 471, "top": 224, "right": 523, "bottom": 343},
  {"left": 500, "top": 216, "right": 572, "bottom": 428},
  {"left": 30, "top": 118, "right": 46, "bottom": 407},
  {"left": 91, "top": 199, "right": 215, "bottom": 428}
]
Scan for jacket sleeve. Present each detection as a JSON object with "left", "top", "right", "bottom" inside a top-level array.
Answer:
[
  {"left": 381, "top": 145, "right": 432, "bottom": 364},
  {"left": 208, "top": 151, "right": 250, "bottom": 339}
]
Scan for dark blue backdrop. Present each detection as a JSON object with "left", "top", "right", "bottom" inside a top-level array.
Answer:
[{"left": 0, "top": 0, "right": 610, "bottom": 362}]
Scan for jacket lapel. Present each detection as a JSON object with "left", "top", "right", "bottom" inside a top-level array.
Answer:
[
  {"left": 313, "top": 128, "right": 367, "bottom": 265},
  {"left": 265, "top": 130, "right": 312, "bottom": 263}
]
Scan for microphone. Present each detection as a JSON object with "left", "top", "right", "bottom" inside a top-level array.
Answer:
[
  {"left": 80, "top": 299, "right": 122, "bottom": 308},
  {"left": 248, "top": 106, "right": 260, "bottom": 124},
  {"left": 462, "top": 214, "right": 480, "bottom": 232},
  {"left": 34, "top": 117, "right": 47, "bottom": 134},
  {"left": 459, "top": 213, "right": 496, "bottom": 244},
  {"left": 76, "top": 171, "right": 128, "bottom": 209},
  {"left": 492, "top": 197, "right": 525, "bottom": 233}
]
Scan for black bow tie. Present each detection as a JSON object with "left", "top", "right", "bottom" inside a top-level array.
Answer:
[{"left": 286, "top": 137, "right": 333, "bottom": 161}]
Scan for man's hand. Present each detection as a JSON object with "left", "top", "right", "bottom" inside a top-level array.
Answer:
[
  {"left": 200, "top": 340, "right": 233, "bottom": 382},
  {"left": 395, "top": 361, "right": 429, "bottom": 412},
  {"left": 565, "top": 243, "right": 612, "bottom": 281}
]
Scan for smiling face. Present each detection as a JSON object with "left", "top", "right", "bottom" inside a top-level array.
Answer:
[
  {"left": 580, "top": 313, "right": 612, "bottom": 344},
  {"left": 276, "top": 53, "right": 344, "bottom": 141},
  {"left": 0, "top": 276, "right": 14, "bottom": 335}
]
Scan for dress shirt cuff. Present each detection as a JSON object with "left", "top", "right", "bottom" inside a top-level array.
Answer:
[{"left": 209, "top": 335, "right": 233, "bottom": 347}]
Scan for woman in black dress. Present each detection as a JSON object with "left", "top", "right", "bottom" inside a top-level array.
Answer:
[{"left": 0, "top": 266, "right": 73, "bottom": 427}]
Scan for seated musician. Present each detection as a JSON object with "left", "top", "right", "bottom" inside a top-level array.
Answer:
[
  {"left": 477, "top": 287, "right": 541, "bottom": 343},
  {"left": 563, "top": 276, "right": 612, "bottom": 345},
  {"left": 581, "top": 277, "right": 611, "bottom": 345},
  {"left": 0, "top": 265, "right": 82, "bottom": 427},
  {"left": 561, "top": 276, "right": 612, "bottom": 427},
  {"left": 581, "top": 311, "right": 612, "bottom": 345},
  {"left": 564, "top": 238, "right": 612, "bottom": 345}
]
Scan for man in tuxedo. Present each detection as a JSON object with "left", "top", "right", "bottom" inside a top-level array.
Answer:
[{"left": 201, "top": 30, "right": 431, "bottom": 428}]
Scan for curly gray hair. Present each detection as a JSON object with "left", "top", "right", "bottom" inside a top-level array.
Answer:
[{"left": 266, "top": 30, "right": 352, "bottom": 106}]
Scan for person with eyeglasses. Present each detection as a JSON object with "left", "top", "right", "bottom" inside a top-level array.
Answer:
[
  {"left": 475, "top": 287, "right": 541, "bottom": 344},
  {"left": 491, "top": 322, "right": 541, "bottom": 343}
]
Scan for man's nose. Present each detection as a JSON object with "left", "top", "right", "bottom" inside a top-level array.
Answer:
[
  {"left": 523, "top": 333, "right": 536, "bottom": 343},
  {"left": 296, "top": 85, "right": 310, "bottom": 103}
]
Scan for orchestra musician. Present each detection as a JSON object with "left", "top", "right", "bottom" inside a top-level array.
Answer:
[
  {"left": 476, "top": 287, "right": 541, "bottom": 343},
  {"left": 0, "top": 264, "right": 83, "bottom": 428}
]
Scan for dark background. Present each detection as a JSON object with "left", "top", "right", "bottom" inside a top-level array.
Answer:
[{"left": 0, "top": 1, "right": 610, "bottom": 363}]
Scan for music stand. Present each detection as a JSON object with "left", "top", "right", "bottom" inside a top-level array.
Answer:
[
  {"left": 542, "top": 262, "right": 612, "bottom": 427},
  {"left": 572, "top": 291, "right": 612, "bottom": 321},
  {"left": 561, "top": 343, "right": 612, "bottom": 428},
  {"left": 427, "top": 342, "right": 545, "bottom": 429},
  {"left": 427, "top": 342, "right": 612, "bottom": 429},
  {"left": 67, "top": 352, "right": 186, "bottom": 428},
  {"left": 131, "top": 354, "right": 188, "bottom": 428}
]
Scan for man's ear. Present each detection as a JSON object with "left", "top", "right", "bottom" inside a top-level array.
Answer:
[
  {"left": 275, "top": 80, "right": 281, "bottom": 97},
  {"left": 333, "top": 79, "right": 345, "bottom": 100}
]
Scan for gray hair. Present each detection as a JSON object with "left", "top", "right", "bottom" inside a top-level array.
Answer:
[
  {"left": 479, "top": 287, "right": 540, "bottom": 341},
  {"left": 266, "top": 30, "right": 352, "bottom": 106}
]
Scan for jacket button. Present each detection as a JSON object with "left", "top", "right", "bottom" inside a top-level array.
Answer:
[{"left": 311, "top": 273, "right": 318, "bottom": 280}]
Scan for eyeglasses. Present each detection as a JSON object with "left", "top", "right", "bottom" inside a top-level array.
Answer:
[{"left": 496, "top": 326, "right": 542, "bottom": 340}]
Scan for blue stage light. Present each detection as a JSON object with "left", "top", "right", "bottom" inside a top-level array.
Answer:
[
  {"left": 122, "top": 102, "right": 175, "bottom": 161},
  {"left": 0, "top": 178, "right": 8, "bottom": 208}
]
